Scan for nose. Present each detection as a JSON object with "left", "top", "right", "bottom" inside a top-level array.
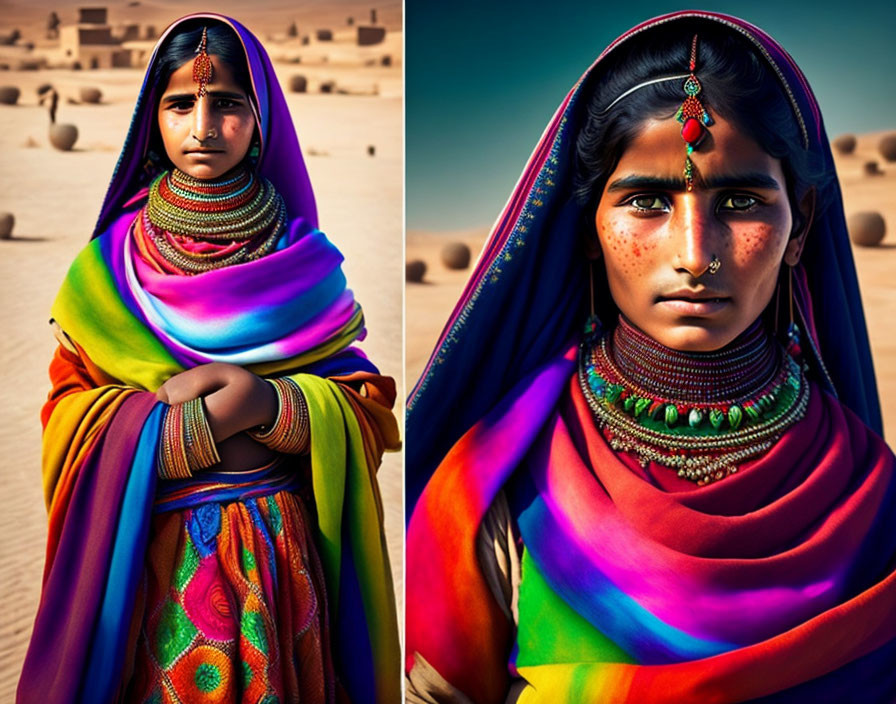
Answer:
[
  {"left": 191, "top": 96, "right": 216, "bottom": 142},
  {"left": 672, "top": 195, "right": 718, "bottom": 278}
]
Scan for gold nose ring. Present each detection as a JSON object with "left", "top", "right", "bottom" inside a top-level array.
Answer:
[
  {"left": 205, "top": 128, "right": 218, "bottom": 139},
  {"left": 707, "top": 255, "right": 721, "bottom": 275}
]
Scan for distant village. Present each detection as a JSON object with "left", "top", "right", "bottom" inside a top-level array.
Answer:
[
  {"left": 0, "top": 6, "right": 390, "bottom": 71},
  {"left": 0, "top": 7, "right": 157, "bottom": 69}
]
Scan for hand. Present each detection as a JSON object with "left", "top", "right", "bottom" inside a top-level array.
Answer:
[
  {"left": 157, "top": 363, "right": 277, "bottom": 442},
  {"left": 156, "top": 362, "right": 233, "bottom": 404}
]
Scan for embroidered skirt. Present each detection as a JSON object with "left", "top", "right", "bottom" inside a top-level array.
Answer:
[{"left": 126, "top": 488, "right": 334, "bottom": 703}]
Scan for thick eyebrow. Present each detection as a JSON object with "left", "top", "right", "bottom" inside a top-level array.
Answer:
[
  {"left": 160, "top": 90, "right": 247, "bottom": 103},
  {"left": 606, "top": 172, "right": 781, "bottom": 192}
]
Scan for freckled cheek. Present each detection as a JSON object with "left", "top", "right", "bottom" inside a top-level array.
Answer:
[
  {"left": 729, "top": 224, "right": 784, "bottom": 267},
  {"left": 599, "top": 219, "right": 649, "bottom": 279}
]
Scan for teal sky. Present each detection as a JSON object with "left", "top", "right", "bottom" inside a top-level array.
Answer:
[{"left": 407, "top": 1, "right": 896, "bottom": 231}]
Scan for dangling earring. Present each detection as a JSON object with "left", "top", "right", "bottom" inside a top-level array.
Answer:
[
  {"left": 773, "top": 269, "right": 782, "bottom": 337},
  {"left": 785, "top": 265, "right": 802, "bottom": 359},
  {"left": 584, "top": 260, "right": 602, "bottom": 344},
  {"left": 143, "top": 148, "right": 162, "bottom": 176},
  {"left": 249, "top": 141, "right": 260, "bottom": 161}
]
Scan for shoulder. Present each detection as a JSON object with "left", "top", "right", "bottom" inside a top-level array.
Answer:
[{"left": 786, "top": 381, "right": 896, "bottom": 488}]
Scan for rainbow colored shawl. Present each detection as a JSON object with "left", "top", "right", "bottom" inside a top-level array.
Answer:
[
  {"left": 407, "top": 11, "right": 895, "bottom": 704},
  {"left": 408, "top": 346, "right": 896, "bottom": 702},
  {"left": 19, "top": 13, "right": 399, "bottom": 704}
]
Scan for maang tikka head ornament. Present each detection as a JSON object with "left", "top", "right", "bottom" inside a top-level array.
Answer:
[
  {"left": 675, "top": 34, "right": 713, "bottom": 191},
  {"left": 192, "top": 26, "right": 213, "bottom": 98}
]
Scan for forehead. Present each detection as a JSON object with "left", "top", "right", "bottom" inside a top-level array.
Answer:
[
  {"left": 161, "top": 55, "right": 247, "bottom": 95},
  {"left": 613, "top": 115, "right": 786, "bottom": 184}
]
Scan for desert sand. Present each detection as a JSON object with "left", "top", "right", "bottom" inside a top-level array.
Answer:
[
  {"left": 407, "top": 132, "right": 896, "bottom": 439},
  {"left": 0, "top": 5, "right": 402, "bottom": 698}
]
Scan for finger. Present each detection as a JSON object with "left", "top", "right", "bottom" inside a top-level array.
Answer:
[
  {"left": 175, "top": 364, "right": 232, "bottom": 400},
  {"left": 158, "top": 364, "right": 232, "bottom": 405}
]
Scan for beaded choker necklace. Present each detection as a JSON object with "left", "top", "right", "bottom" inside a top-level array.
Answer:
[
  {"left": 138, "top": 167, "right": 287, "bottom": 275},
  {"left": 578, "top": 316, "right": 809, "bottom": 485}
]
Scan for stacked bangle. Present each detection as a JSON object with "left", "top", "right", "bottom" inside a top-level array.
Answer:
[
  {"left": 159, "top": 401, "right": 191, "bottom": 479},
  {"left": 183, "top": 397, "right": 220, "bottom": 469},
  {"left": 248, "top": 377, "right": 310, "bottom": 454},
  {"left": 158, "top": 396, "right": 220, "bottom": 480}
]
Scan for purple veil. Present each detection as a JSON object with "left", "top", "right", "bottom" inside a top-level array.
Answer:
[
  {"left": 93, "top": 13, "right": 318, "bottom": 237},
  {"left": 406, "top": 10, "right": 883, "bottom": 510}
]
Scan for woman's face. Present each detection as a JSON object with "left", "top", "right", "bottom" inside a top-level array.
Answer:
[
  {"left": 594, "top": 114, "right": 802, "bottom": 352},
  {"left": 157, "top": 55, "right": 256, "bottom": 180}
]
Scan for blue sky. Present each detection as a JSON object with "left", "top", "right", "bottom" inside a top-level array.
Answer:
[{"left": 406, "top": 1, "right": 896, "bottom": 230}]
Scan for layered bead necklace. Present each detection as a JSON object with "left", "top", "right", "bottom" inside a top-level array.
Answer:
[
  {"left": 136, "top": 167, "right": 287, "bottom": 274},
  {"left": 578, "top": 316, "right": 809, "bottom": 485}
]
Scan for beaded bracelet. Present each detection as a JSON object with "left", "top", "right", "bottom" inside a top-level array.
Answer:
[
  {"left": 247, "top": 377, "right": 310, "bottom": 454},
  {"left": 157, "top": 397, "right": 220, "bottom": 480}
]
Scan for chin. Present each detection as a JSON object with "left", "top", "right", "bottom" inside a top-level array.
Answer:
[
  {"left": 173, "top": 157, "right": 238, "bottom": 181},
  {"left": 650, "top": 323, "right": 741, "bottom": 353},
  {"left": 179, "top": 165, "right": 223, "bottom": 180}
]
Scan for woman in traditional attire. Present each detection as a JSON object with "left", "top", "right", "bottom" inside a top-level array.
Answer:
[
  {"left": 18, "top": 14, "right": 399, "bottom": 704},
  {"left": 406, "top": 11, "right": 896, "bottom": 703}
]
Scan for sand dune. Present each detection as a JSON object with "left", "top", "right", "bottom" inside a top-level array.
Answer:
[{"left": 0, "top": 21, "right": 402, "bottom": 699}]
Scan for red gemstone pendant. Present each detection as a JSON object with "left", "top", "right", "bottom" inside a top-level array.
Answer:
[{"left": 681, "top": 117, "right": 704, "bottom": 145}]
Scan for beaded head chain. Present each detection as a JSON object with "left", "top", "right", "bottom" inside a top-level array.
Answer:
[
  {"left": 598, "top": 34, "right": 713, "bottom": 192},
  {"left": 675, "top": 34, "right": 713, "bottom": 191},
  {"left": 192, "top": 26, "right": 213, "bottom": 98}
]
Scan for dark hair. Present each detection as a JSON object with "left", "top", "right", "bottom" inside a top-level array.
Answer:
[
  {"left": 146, "top": 20, "right": 254, "bottom": 169},
  {"left": 573, "top": 21, "right": 828, "bottom": 234},
  {"left": 150, "top": 19, "right": 251, "bottom": 99}
]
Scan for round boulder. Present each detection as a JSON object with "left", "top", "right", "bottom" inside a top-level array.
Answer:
[
  {"left": 0, "top": 212, "right": 14, "bottom": 239},
  {"left": 289, "top": 74, "right": 307, "bottom": 93},
  {"left": 319, "top": 80, "right": 335, "bottom": 94},
  {"left": 79, "top": 86, "right": 102, "bottom": 103},
  {"left": 864, "top": 161, "right": 884, "bottom": 176},
  {"left": 441, "top": 242, "right": 471, "bottom": 270},
  {"left": 848, "top": 211, "right": 886, "bottom": 247},
  {"left": 878, "top": 133, "right": 896, "bottom": 163},
  {"left": 832, "top": 134, "right": 856, "bottom": 155},
  {"left": 0, "top": 85, "right": 20, "bottom": 104},
  {"left": 406, "top": 259, "right": 426, "bottom": 283},
  {"left": 49, "top": 123, "right": 78, "bottom": 151}
]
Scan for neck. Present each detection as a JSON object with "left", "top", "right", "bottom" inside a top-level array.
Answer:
[
  {"left": 608, "top": 316, "right": 780, "bottom": 404},
  {"left": 578, "top": 315, "right": 809, "bottom": 484},
  {"left": 168, "top": 165, "right": 250, "bottom": 189},
  {"left": 139, "top": 165, "right": 286, "bottom": 274}
]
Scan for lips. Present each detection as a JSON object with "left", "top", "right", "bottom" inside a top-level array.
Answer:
[
  {"left": 657, "top": 288, "right": 728, "bottom": 302},
  {"left": 657, "top": 289, "right": 730, "bottom": 315}
]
